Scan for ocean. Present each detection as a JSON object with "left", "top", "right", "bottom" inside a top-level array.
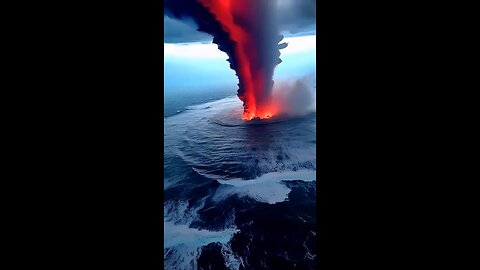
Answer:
[{"left": 164, "top": 93, "right": 316, "bottom": 269}]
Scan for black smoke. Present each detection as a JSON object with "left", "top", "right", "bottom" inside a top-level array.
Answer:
[{"left": 164, "top": 0, "right": 287, "bottom": 115}]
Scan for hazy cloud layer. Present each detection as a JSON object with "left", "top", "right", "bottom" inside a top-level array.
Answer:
[
  {"left": 164, "top": 16, "right": 212, "bottom": 43},
  {"left": 164, "top": 0, "right": 316, "bottom": 43}
]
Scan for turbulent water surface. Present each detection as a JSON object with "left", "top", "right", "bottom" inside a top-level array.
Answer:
[{"left": 164, "top": 96, "right": 316, "bottom": 270}]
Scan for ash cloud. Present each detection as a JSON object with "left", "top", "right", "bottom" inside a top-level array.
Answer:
[{"left": 164, "top": 0, "right": 287, "bottom": 118}]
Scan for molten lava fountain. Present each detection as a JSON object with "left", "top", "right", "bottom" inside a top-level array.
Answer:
[{"left": 165, "top": 0, "right": 287, "bottom": 120}]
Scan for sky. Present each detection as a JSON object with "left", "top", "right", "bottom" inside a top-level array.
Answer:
[{"left": 164, "top": 35, "right": 316, "bottom": 92}]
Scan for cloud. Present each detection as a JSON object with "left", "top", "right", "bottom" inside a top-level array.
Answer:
[
  {"left": 164, "top": 0, "right": 316, "bottom": 43},
  {"left": 277, "top": 0, "right": 316, "bottom": 34},
  {"left": 164, "top": 16, "right": 212, "bottom": 43}
]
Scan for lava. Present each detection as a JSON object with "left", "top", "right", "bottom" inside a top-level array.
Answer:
[{"left": 165, "top": 0, "right": 286, "bottom": 121}]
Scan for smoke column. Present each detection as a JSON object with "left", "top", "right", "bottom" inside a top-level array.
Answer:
[{"left": 165, "top": 0, "right": 287, "bottom": 120}]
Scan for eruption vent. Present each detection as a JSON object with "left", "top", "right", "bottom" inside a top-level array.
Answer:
[{"left": 165, "top": 0, "right": 287, "bottom": 120}]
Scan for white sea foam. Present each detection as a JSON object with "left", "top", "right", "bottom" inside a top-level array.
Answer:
[
  {"left": 165, "top": 220, "right": 239, "bottom": 249},
  {"left": 221, "top": 242, "right": 242, "bottom": 270},
  {"left": 214, "top": 169, "right": 316, "bottom": 204},
  {"left": 164, "top": 200, "right": 241, "bottom": 270}
]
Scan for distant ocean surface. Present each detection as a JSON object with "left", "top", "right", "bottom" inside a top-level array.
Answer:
[
  {"left": 164, "top": 86, "right": 235, "bottom": 118},
  {"left": 164, "top": 90, "right": 316, "bottom": 270}
]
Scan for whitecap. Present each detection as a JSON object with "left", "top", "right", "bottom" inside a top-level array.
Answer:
[{"left": 214, "top": 169, "right": 316, "bottom": 204}]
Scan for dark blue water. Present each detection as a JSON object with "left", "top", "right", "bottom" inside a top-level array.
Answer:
[{"left": 164, "top": 94, "right": 316, "bottom": 270}]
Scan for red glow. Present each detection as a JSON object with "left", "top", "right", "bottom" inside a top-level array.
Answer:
[{"left": 198, "top": 0, "right": 275, "bottom": 121}]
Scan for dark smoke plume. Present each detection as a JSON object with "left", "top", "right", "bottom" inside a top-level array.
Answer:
[{"left": 164, "top": 0, "right": 287, "bottom": 120}]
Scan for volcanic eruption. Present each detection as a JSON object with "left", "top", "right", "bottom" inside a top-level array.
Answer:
[{"left": 165, "top": 0, "right": 287, "bottom": 120}]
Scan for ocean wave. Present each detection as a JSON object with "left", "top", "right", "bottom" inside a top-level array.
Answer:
[
  {"left": 164, "top": 200, "right": 241, "bottom": 270},
  {"left": 214, "top": 169, "right": 316, "bottom": 204}
]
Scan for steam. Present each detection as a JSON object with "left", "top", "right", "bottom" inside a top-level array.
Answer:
[{"left": 271, "top": 73, "right": 316, "bottom": 117}]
